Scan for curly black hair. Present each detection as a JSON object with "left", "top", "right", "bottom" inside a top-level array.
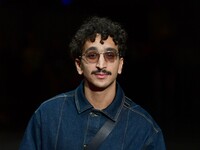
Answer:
[{"left": 69, "top": 16, "right": 128, "bottom": 60}]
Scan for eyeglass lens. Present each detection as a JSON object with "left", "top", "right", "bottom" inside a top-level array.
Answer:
[{"left": 83, "top": 50, "right": 118, "bottom": 63}]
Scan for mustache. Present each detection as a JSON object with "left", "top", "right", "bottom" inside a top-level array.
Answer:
[{"left": 91, "top": 69, "right": 112, "bottom": 75}]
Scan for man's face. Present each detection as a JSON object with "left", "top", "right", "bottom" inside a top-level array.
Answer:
[{"left": 75, "top": 34, "right": 124, "bottom": 90}]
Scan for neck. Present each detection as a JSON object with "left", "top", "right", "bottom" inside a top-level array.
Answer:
[{"left": 84, "top": 82, "right": 116, "bottom": 110}]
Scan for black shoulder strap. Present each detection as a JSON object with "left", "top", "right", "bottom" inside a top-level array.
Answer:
[
  {"left": 85, "top": 119, "right": 116, "bottom": 150},
  {"left": 85, "top": 98, "right": 132, "bottom": 150}
]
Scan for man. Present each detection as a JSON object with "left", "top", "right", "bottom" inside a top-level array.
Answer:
[{"left": 19, "top": 16, "right": 166, "bottom": 150}]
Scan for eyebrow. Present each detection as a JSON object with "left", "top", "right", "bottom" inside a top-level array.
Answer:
[
  {"left": 85, "top": 46, "right": 97, "bottom": 52},
  {"left": 85, "top": 47, "right": 118, "bottom": 52}
]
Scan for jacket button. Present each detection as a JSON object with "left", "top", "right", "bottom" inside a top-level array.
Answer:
[{"left": 83, "top": 144, "right": 87, "bottom": 149}]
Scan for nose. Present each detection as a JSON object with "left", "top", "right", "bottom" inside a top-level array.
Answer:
[{"left": 96, "top": 53, "right": 107, "bottom": 69}]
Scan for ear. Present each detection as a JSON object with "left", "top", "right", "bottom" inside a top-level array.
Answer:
[
  {"left": 118, "top": 58, "right": 124, "bottom": 74},
  {"left": 75, "top": 58, "right": 83, "bottom": 75}
]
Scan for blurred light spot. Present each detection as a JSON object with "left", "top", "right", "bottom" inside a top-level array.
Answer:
[{"left": 61, "top": 0, "right": 72, "bottom": 5}]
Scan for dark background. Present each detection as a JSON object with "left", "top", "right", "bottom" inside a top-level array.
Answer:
[{"left": 0, "top": 0, "right": 200, "bottom": 149}]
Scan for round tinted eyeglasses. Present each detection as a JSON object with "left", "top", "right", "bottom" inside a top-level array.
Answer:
[{"left": 80, "top": 50, "right": 120, "bottom": 63}]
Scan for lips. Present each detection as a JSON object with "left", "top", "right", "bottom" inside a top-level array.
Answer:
[{"left": 95, "top": 72, "right": 108, "bottom": 79}]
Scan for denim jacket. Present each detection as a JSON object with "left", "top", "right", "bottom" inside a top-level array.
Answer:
[{"left": 19, "top": 81, "right": 166, "bottom": 150}]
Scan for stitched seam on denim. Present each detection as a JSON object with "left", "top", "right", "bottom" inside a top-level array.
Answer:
[
  {"left": 83, "top": 112, "right": 90, "bottom": 146},
  {"left": 54, "top": 95, "right": 67, "bottom": 150},
  {"left": 142, "top": 131, "right": 157, "bottom": 149},
  {"left": 121, "top": 107, "right": 129, "bottom": 150},
  {"left": 129, "top": 107, "right": 160, "bottom": 133}
]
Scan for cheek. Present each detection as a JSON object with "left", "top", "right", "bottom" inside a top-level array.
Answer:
[{"left": 81, "top": 64, "right": 93, "bottom": 76}]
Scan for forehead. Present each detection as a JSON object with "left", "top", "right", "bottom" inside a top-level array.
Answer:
[{"left": 83, "top": 34, "right": 118, "bottom": 52}]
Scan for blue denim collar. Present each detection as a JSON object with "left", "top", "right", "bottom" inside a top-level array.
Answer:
[{"left": 74, "top": 80, "right": 125, "bottom": 121}]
